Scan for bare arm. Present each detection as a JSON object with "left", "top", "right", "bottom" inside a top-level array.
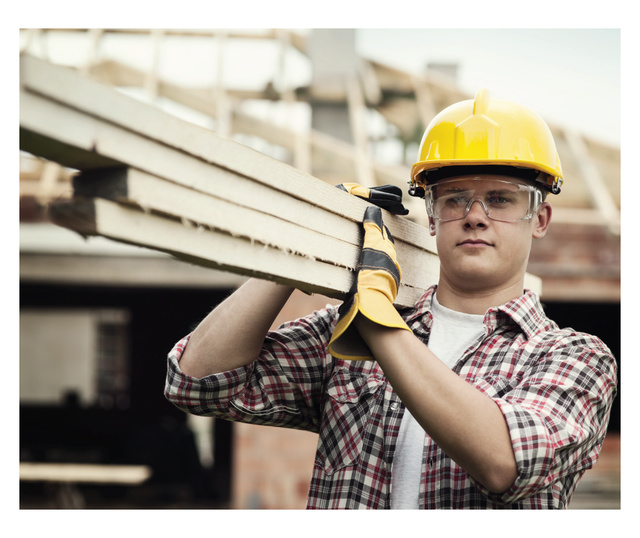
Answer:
[
  {"left": 178, "top": 278, "right": 295, "bottom": 378},
  {"left": 355, "top": 316, "right": 518, "bottom": 494}
]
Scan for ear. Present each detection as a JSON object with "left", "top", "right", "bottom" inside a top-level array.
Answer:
[
  {"left": 428, "top": 216, "right": 437, "bottom": 236},
  {"left": 532, "top": 202, "right": 552, "bottom": 239}
]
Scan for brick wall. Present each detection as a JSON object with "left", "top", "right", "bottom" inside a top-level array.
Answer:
[{"left": 232, "top": 423, "right": 318, "bottom": 509}]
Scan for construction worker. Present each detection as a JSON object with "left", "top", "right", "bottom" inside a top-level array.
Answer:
[{"left": 165, "top": 89, "right": 617, "bottom": 509}]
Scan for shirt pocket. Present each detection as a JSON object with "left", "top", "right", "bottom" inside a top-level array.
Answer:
[
  {"left": 315, "top": 366, "right": 383, "bottom": 475},
  {"left": 229, "top": 371, "right": 300, "bottom": 425}
]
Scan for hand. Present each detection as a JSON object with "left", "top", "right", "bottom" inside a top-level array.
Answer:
[
  {"left": 328, "top": 206, "right": 411, "bottom": 360},
  {"left": 336, "top": 183, "right": 410, "bottom": 215}
]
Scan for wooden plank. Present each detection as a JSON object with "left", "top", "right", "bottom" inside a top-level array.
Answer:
[
  {"left": 73, "top": 167, "right": 360, "bottom": 270},
  {"left": 347, "top": 74, "right": 376, "bottom": 187},
  {"left": 70, "top": 168, "right": 440, "bottom": 301},
  {"left": 20, "top": 463, "right": 151, "bottom": 485},
  {"left": 20, "top": 55, "right": 429, "bottom": 247},
  {"left": 20, "top": 253, "right": 248, "bottom": 288},
  {"left": 563, "top": 128, "right": 620, "bottom": 236},
  {"left": 21, "top": 55, "right": 541, "bottom": 299},
  {"left": 48, "top": 197, "right": 434, "bottom": 305},
  {"left": 28, "top": 55, "right": 408, "bottom": 195},
  {"left": 21, "top": 54, "right": 326, "bottom": 201},
  {"left": 411, "top": 74, "right": 438, "bottom": 128},
  {"left": 22, "top": 90, "right": 440, "bottom": 303},
  {"left": 19, "top": 77, "right": 432, "bottom": 255}
]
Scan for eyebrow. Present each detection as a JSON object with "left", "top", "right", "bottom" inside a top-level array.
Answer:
[
  {"left": 486, "top": 188, "right": 519, "bottom": 195},
  {"left": 440, "top": 186, "right": 519, "bottom": 195}
]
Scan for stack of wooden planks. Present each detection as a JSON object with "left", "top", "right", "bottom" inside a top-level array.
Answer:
[{"left": 19, "top": 54, "right": 540, "bottom": 305}]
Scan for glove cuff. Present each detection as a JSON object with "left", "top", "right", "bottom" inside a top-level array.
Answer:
[
  {"left": 359, "top": 291, "right": 411, "bottom": 333},
  {"left": 328, "top": 296, "right": 373, "bottom": 361},
  {"left": 328, "top": 294, "right": 411, "bottom": 361}
]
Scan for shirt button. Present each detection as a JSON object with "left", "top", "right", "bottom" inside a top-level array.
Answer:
[{"left": 390, "top": 402, "right": 398, "bottom": 410}]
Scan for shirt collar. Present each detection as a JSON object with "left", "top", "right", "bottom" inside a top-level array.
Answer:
[
  {"left": 487, "top": 289, "right": 552, "bottom": 340},
  {"left": 405, "top": 285, "right": 550, "bottom": 340}
]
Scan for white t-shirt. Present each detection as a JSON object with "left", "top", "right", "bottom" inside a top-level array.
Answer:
[{"left": 390, "top": 293, "right": 486, "bottom": 509}]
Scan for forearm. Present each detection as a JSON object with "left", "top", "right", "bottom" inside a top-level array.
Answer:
[
  {"left": 178, "top": 278, "right": 295, "bottom": 378},
  {"left": 355, "top": 316, "right": 517, "bottom": 493}
]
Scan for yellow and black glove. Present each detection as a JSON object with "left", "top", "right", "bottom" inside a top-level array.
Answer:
[
  {"left": 328, "top": 206, "right": 412, "bottom": 361},
  {"left": 336, "top": 183, "right": 410, "bottom": 216}
]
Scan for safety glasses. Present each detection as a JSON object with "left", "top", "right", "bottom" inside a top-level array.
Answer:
[{"left": 425, "top": 177, "right": 543, "bottom": 223}]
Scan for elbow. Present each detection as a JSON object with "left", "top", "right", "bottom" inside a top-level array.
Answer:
[{"left": 481, "top": 459, "right": 518, "bottom": 494}]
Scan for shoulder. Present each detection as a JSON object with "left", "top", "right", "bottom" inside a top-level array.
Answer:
[
  {"left": 500, "top": 293, "right": 617, "bottom": 383},
  {"left": 542, "top": 326, "right": 616, "bottom": 370},
  {"left": 521, "top": 325, "right": 618, "bottom": 399}
]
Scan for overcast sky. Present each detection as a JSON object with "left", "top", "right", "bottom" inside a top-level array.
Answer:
[
  {"left": 356, "top": 29, "right": 620, "bottom": 146},
  {"left": 12, "top": 0, "right": 632, "bottom": 150},
  {"left": 20, "top": 27, "right": 621, "bottom": 149}
]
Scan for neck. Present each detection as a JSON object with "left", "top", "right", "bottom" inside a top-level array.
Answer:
[{"left": 435, "top": 276, "right": 525, "bottom": 315}]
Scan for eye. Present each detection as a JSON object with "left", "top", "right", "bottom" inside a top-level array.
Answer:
[
  {"left": 441, "top": 190, "right": 471, "bottom": 206},
  {"left": 446, "top": 195, "right": 467, "bottom": 205},
  {"left": 486, "top": 192, "right": 514, "bottom": 205}
]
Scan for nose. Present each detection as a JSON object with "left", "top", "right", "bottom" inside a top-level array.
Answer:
[{"left": 463, "top": 199, "right": 490, "bottom": 227}]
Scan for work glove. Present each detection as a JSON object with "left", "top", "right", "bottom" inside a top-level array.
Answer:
[
  {"left": 336, "top": 183, "right": 410, "bottom": 215},
  {"left": 328, "top": 206, "right": 412, "bottom": 361}
]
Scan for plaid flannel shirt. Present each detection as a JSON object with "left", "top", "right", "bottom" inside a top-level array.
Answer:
[{"left": 165, "top": 286, "right": 617, "bottom": 509}]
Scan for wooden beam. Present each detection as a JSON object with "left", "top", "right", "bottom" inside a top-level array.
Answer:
[
  {"left": 48, "top": 196, "right": 365, "bottom": 300},
  {"left": 71, "top": 168, "right": 360, "bottom": 272},
  {"left": 411, "top": 75, "right": 438, "bottom": 128},
  {"left": 20, "top": 462, "right": 152, "bottom": 485},
  {"left": 20, "top": 55, "right": 541, "bottom": 302},
  {"left": 347, "top": 74, "right": 376, "bottom": 187},
  {"left": 81, "top": 57, "right": 408, "bottom": 187},
  {"left": 19, "top": 54, "right": 434, "bottom": 254},
  {"left": 20, "top": 252, "right": 248, "bottom": 288},
  {"left": 563, "top": 128, "right": 620, "bottom": 236}
]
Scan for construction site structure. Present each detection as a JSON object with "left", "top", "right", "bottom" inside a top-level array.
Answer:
[
  {"left": 19, "top": 29, "right": 620, "bottom": 509},
  {"left": 20, "top": 28, "right": 620, "bottom": 301}
]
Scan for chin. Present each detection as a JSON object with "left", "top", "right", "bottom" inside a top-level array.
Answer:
[{"left": 443, "top": 263, "right": 506, "bottom": 290}]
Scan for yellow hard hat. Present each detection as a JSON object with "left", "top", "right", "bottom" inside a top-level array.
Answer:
[{"left": 409, "top": 89, "right": 564, "bottom": 196}]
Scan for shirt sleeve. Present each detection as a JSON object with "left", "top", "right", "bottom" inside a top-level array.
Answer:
[
  {"left": 471, "top": 332, "right": 618, "bottom": 504},
  {"left": 164, "top": 305, "right": 340, "bottom": 433}
]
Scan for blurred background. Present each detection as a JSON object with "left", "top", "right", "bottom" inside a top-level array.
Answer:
[{"left": 18, "top": 28, "right": 620, "bottom": 509}]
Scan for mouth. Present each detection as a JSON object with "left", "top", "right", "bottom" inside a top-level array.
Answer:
[{"left": 457, "top": 239, "right": 492, "bottom": 247}]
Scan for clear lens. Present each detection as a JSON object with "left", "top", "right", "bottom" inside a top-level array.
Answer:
[{"left": 425, "top": 178, "right": 542, "bottom": 223}]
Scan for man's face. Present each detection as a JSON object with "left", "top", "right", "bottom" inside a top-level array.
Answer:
[{"left": 427, "top": 174, "right": 551, "bottom": 293}]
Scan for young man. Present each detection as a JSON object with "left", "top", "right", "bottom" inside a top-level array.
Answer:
[{"left": 165, "top": 89, "right": 617, "bottom": 509}]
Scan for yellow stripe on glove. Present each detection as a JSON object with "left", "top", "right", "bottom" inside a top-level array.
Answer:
[{"left": 328, "top": 206, "right": 412, "bottom": 361}]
